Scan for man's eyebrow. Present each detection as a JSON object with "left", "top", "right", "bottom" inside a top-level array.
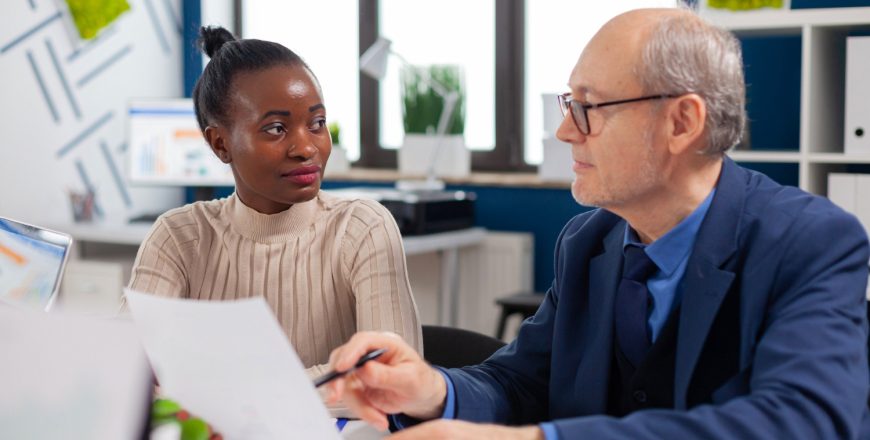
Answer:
[
  {"left": 567, "top": 85, "right": 594, "bottom": 100},
  {"left": 259, "top": 110, "right": 290, "bottom": 121},
  {"left": 309, "top": 103, "right": 325, "bottom": 112}
]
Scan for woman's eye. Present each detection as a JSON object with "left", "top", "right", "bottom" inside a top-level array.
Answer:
[
  {"left": 310, "top": 118, "right": 326, "bottom": 131},
  {"left": 264, "top": 124, "right": 285, "bottom": 135}
]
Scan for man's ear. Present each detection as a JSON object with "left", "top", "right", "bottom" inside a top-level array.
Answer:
[
  {"left": 204, "top": 125, "right": 231, "bottom": 163},
  {"left": 666, "top": 93, "right": 706, "bottom": 155}
]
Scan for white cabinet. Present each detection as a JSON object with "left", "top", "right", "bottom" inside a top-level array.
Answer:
[{"left": 703, "top": 7, "right": 870, "bottom": 195}]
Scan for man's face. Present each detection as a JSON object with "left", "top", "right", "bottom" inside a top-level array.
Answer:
[{"left": 556, "top": 18, "right": 667, "bottom": 210}]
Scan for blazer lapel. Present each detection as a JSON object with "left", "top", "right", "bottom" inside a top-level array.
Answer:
[
  {"left": 673, "top": 158, "right": 743, "bottom": 409},
  {"left": 576, "top": 221, "right": 625, "bottom": 414}
]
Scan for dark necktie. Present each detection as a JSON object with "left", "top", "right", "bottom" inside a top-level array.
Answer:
[{"left": 614, "top": 245, "right": 658, "bottom": 368}]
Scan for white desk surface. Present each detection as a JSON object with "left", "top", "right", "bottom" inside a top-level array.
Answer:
[{"left": 53, "top": 222, "right": 486, "bottom": 255}]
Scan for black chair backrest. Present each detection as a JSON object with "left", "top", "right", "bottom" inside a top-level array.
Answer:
[{"left": 422, "top": 325, "right": 507, "bottom": 369}]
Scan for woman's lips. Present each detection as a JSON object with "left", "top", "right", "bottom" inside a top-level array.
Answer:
[{"left": 282, "top": 165, "right": 321, "bottom": 185}]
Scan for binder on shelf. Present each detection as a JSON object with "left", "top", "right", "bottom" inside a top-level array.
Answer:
[
  {"left": 827, "top": 173, "right": 870, "bottom": 237},
  {"left": 856, "top": 174, "right": 870, "bottom": 237},
  {"left": 845, "top": 36, "right": 870, "bottom": 156},
  {"left": 828, "top": 173, "right": 857, "bottom": 213}
]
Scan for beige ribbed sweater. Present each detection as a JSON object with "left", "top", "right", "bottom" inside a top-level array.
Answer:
[{"left": 128, "top": 191, "right": 422, "bottom": 377}]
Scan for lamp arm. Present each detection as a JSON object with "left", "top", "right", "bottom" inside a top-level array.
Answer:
[
  {"left": 394, "top": 52, "right": 452, "bottom": 98},
  {"left": 425, "top": 92, "right": 460, "bottom": 181}
]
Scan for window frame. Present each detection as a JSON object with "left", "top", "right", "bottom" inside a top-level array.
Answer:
[{"left": 237, "top": 0, "right": 533, "bottom": 172}]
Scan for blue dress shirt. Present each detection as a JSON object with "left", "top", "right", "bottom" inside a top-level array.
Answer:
[{"left": 624, "top": 188, "right": 716, "bottom": 342}]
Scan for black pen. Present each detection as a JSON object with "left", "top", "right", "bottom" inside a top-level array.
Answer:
[{"left": 313, "top": 348, "right": 387, "bottom": 388}]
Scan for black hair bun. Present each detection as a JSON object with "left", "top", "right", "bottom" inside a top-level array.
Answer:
[{"left": 198, "top": 26, "right": 236, "bottom": 58}]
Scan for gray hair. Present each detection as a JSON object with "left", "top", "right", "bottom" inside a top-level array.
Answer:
[{"left": 637, "top": 12, "right": 746, "bottom": 156}]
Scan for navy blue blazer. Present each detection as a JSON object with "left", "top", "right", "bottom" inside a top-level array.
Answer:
[{"left": 445, "top": 158, "right": 870, "bottom": 438}]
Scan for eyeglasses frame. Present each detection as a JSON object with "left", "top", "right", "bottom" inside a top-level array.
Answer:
[{"left": 557, "top": 93, "right": 681, "bottom": 135}]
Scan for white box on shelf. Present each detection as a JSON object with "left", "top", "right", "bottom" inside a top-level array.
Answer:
[
  {"left": 827, "top": 172, "right": 857, "bottom": 213},
  {"left": 399, "top": 134, "right": 470, "bottom": 178},
  {"left": 538, "top": 137, "right": 574, "bottom": 182},
  {"left": 845, "top": 36, "right": 870, "bottom": 156},
  {"left": 324, "top": 146, "right": 350, "bottom": 176}
]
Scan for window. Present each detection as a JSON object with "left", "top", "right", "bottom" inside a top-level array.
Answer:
[
  {"left": 242, "top": 0, "right": 361, "bottom": 160},
  {"left": 378, "top": 0, "right": 495, "bottom": 151},
  {"left": 240, "top": 0, "right": 682, "bottom": 170}
]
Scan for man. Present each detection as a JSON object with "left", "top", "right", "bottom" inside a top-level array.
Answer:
[{"left": 327, "top": 8, "right": 870, "bottom": 439}]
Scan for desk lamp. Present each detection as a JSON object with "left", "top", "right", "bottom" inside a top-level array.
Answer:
[{"left": 359, "top": 37, "right": 460, "bottom": 191}]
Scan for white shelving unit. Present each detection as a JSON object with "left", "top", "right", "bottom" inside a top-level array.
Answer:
[{"left": 704, "top": 6, "right": 870, "bottom": 195}]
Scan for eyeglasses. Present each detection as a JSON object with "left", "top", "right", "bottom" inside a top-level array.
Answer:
[{"left": 558, "top": 93, "right": 680, "bottom": 135}]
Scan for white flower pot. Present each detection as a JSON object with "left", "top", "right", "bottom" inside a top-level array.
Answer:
[{"left": 399, "top": 134, "right": 470, "bottom": 178}]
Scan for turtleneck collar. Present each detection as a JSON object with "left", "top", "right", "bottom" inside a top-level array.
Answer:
[{"left": 223, "top": 192, "right": 319, "bottom": 244}]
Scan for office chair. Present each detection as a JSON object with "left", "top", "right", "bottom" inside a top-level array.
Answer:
[
  {"left": 422, "top": 325, "right": 507, "bottom": 369},
  {"left": 494, "top": 292, "right": 545, "bottom": 340}
]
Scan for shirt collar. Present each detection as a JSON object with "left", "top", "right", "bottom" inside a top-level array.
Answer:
[{"left": 623, "top": 188, "right": 717, "bottom": 276}]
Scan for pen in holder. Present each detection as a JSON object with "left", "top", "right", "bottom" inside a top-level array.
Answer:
[{"left": 68, "top": 188, "right": 96, "bottom": 223}]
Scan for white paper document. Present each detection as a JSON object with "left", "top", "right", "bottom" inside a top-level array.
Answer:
[{"left": 124, "top": 289, "right": 342, "bottom": 440}]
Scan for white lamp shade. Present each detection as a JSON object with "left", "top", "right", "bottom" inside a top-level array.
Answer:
[{"left": 359, "top": 37, "right": 393, "bottom": 80}]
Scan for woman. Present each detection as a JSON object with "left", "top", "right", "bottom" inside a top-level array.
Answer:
[{"left": 128, "top": 26, "right": 422, "bottom": 377}]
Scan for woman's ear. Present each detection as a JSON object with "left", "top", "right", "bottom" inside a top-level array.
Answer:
[
  {"left": 666, "top": 93, "right": 706, "bottom": 155},
  {"left": 204, "top": 126, "right": 231, "bottom": 163}
]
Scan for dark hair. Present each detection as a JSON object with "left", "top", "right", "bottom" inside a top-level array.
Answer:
[{"left": 192, "top": 25, "right": 316, "bottom": 132}]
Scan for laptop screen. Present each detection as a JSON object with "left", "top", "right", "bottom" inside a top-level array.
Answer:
[{"left": 0, "top": 216, "right": 72, "bottom": 310}]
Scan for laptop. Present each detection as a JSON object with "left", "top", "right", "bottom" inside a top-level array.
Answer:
[{"left": 0, "top": 216, "right": 73, "bottom": 311}]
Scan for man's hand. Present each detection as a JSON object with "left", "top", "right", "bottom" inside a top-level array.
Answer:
[
  {"left": 388, "top": 420, "right": 544, "bottom": 440},
  {"left": 327, "top": 331, "right": 446, "bottom": 431}
]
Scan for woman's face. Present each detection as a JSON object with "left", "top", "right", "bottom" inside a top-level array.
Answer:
[{"left": 206, "top": 64, "right": 332, "bottom": 214}]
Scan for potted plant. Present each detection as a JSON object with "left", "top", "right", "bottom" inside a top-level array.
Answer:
[
  {"left": 325, "top": 121, "right": 349, "bottom": 175},
  {"left": 399, "top": 64, "right": 470, "bottom": 178}
]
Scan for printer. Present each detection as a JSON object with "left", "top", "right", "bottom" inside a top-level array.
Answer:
[{"left": 327, "top": 187, "right": 476, "bottom": 236}]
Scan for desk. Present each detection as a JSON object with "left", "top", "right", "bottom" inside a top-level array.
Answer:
[{"left": 52, "top": 222, "right": 486, "bottom": 326}]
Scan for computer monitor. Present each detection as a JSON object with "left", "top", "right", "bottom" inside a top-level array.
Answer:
[
  {"left": 126, "top": 98, "right": 234, "bottom": 186},
  {"left": 0, "top": 216, "right": 73, "bottom": 311}
]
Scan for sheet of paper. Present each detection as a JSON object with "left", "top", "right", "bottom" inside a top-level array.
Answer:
[
  {"left": 342, "top": 420, "right": 388, "bottom": 440},
  {"left": 0, "top": 305, "right": 151, "bottom": 439},
  {"left": 124, "top": 289, "right": 341, "bottom": 440}
]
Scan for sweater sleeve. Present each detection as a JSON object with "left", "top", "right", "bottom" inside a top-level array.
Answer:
[
  {"left": 342, "top": 201, "right": 423, "bottom": 355},
  {"left": 127, "top": 217, "right": 189, "bottom": 298}
]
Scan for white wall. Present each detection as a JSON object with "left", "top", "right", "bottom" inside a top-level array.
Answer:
[{"left": 0, "top": 0, "right": 185, "bottom": 226}]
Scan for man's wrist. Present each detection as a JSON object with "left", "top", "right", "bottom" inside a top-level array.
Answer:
[
  {"left": 403, "top": 367, "right": 447, "bottom": 420},
  {"left": 518, "top": 425, "right": 546, "bottom": 440}
]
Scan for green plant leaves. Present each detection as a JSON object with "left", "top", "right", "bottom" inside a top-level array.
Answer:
[
  {"left": 150, "top": 398, "right": 214, "bottom": 440},
  {"left": 151, "top": 399, "right": 182, "bottom": 419},
  {"left": 328, "top": 121, "right": 341, "bottom": 145},
  {"left": 180, "top": 418, "right": 211, "bottom": 440},
  {"left": 401, "top": 65, "right": 465, "bottom": 135}
]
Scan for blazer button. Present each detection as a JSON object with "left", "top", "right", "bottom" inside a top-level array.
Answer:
[{"left": 633, "top": 390, "right": 648, "bottom": 403}]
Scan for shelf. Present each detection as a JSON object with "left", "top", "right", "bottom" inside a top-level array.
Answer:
[
  {"left": 728, "top": 150, "right": 801, "bottom": 162},
  {"left": 324, "top": 168, "right": 571, "bottom": 189},
  {"left": 702, "top": 7, "right": 870, "bottom": 32},
  {"left": 808, "top": 153, "right": 870, "bottom": 163}
]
